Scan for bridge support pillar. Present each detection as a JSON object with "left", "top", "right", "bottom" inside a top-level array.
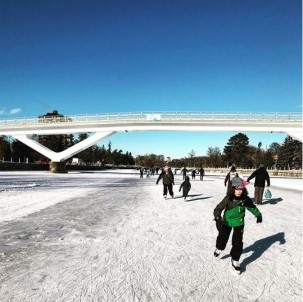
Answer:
[
  {"left": 13, "top": 131, "right": 116, "bottom": 164},
  {"left": 49, "top": 161, "right": 67, "bottom": 173}
]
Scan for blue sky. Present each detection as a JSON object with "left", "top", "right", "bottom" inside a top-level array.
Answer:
[{"left": 0, "top": 0, "right": 301, "bottom": 159}]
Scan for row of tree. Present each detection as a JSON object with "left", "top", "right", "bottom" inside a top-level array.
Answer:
[
  {"left": 0, "top": 131, "right": 301, "bottom": 169},
  {"left": 136, "top": 133, "right": 302, "bottom": 170}
]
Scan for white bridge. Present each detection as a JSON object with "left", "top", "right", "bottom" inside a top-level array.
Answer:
[{"left": 0, "top": 111, "right": 302, "bottom": 172}]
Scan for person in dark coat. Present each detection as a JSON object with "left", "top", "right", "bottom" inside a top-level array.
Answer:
[
  {"left": 199, "top": 166, "right": 205, "bottom": 181},
  {"left": 191, "top": 169, "right": 196, "bottom": 180},
  {"left": 224, "top": 166, "right": 238, "bottom": 194},
  {"left": 180, "top": 166, "right": 188, "bottom": 180},
  {"left": 213, "top": 177, "right": 262, "bottom": 272},
  {"left": 139, "top": 167, "right": 144, "bottom": 178},
  {"left": 247, "top": 164, "right": 270, "bottom": 205},
  {"left": 156, "top": 165, "right": 174, "bottom": 199},
  {"left": 179, "top": 175, "right": 191, "bottom": 201}
]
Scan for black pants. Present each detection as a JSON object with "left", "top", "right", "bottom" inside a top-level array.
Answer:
[
  {"left": 216, "top": 224, "right": 244, "bottom": 261},
  {"left": 163, "top": 184, "right": 174, "bottom": 197}
]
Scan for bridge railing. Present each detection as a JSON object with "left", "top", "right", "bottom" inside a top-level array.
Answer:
[{"left": 0, "top": 112, "right": 302, "bottom": 127}]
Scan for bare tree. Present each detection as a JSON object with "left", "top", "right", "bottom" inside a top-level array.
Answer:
[{"left": 188, "top": 149, "right": 196, "bottom": 167}]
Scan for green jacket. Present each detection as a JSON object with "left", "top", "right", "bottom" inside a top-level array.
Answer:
[{"left": 214, "top": 194, "right": 261, "bottom": 227}]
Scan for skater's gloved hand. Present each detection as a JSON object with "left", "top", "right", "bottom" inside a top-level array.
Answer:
[
  {"left": 257, "top": 215, "right": 262, "bottom": 223},
  {"left": 156, "top": 182, "right": 158, "bottom": 185},
  {"left": 214, "top": 217, "right": 223, "bottom": 232}
]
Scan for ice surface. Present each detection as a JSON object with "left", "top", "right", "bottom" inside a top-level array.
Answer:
[{"left": 0, "top": 170, "right": 302, "bottom": 301}]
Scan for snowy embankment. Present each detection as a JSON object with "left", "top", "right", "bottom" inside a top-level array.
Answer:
[{"left": 0, "top": 170, "right": 302, "bottom": 302}]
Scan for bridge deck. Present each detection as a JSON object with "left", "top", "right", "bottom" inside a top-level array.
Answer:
[
  {"left": 0, "top": 112, "right": 302, "bottom": 133},
  {"left": 0, "top": 111, "right": 301, "bottom": 165}
]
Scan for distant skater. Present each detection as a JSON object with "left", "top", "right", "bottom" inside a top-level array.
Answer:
[
  {"left": 224, "top": 166, "right": 238, "bottom": 194},
  {"left": 139, "top": 167, "right": 144, "bottom": 178},
  {"left": 179, "top": 176, "right": 191, "bottom": 201},
  {"left": 156, "top": 165, "right": 174, "bottom": 199},
  {"left": 199, "top": 166, "right": 205, "bottom": 181},
  {"left": 180, "top": 166, "right": 188, "bottom": 180}
]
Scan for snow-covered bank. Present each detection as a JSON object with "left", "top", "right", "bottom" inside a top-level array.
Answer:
[{"left": 0, "top": 170, "right": 302, "bottom": 301}]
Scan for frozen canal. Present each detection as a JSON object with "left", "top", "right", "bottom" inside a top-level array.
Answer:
[{"left": 0, "top": 170, "right": 302, "bottom": 302}]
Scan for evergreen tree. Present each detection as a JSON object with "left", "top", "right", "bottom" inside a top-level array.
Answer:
[
  {"left": 268, "top": 142, "right": 281, "bottom": 154},
  {"left": 223, "top": 133, "right": 249, "bottom": 167},
  {"left": 0, "top": 136, "right": 11, "bottom": 161},
  {"left": 263, "top": 149, "right": 275, "bottom": 169},
  {"left": 0, "top": 136, "right": 6, "bottom": 160},
  {"left": 75, "top": 133, "right": 94, "bottom": 163},
  {"left": 276, "top": 136, "right": 302, "bottom": 169},
  {"left": 255, "top": 142, "right": 264, "bottom": 168},
  {"left": 11, "top": 139, "right": 39, "bottom": 162}
]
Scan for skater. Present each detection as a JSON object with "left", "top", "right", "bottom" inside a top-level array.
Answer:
[
  {"left": 156, "top": 165, "right": 174, "bottom": 199},
  {"left": 139, "top": 167, "right": 144, "bottom": 178},
  {"left": 247, "top": 164, "right": 270, "bottom": 205},
  {"left": 180, "top": 166, "right": 188, "bottom": 180},
  {"left": 199, "top": 166, "right": 205, "bottom": 181},
  {"left": 224, "top": 165, "right": 242, "bottom": 194},
  {"left": 213, "top": 177, "right": 262, "bottom": 272},
  {"left": 179, "top": 175, "right": 191, "bottom": 201},
  {"left": 191, "top": 169, "right": 196, "bottom": 180}
]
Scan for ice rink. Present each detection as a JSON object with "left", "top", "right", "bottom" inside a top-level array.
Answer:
[{"left": 0, "top": 170, "right": 302, "bottom": 301}]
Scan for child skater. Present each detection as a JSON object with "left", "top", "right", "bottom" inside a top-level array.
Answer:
[
  {"left": 179, "top": 175, "right": 191, "bottom": 201},
  {"left": 213, "top": 177, "right": 262, "bottom": 273}
]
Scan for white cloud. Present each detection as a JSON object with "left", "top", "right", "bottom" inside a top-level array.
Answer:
[
  {"left": 0, "top": 109, "right": 5, "bottom": 115},
  {"left": 10, "top": 108, "right": 21, "bottom": 114}
]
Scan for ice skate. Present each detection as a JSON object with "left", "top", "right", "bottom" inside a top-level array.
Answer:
[
  {"left": 231, "top": 259, "right": 241, "bottom": 273},
  {"left": 163, "top": 195, "right": 167, "bottom": 199},
  {"left": 214, "top": 249, "right": 222, "bottom": 257}
]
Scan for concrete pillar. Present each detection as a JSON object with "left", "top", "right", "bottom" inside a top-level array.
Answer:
[{"left": 49, "top": 161, "right": 67, "bottom": 173}]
